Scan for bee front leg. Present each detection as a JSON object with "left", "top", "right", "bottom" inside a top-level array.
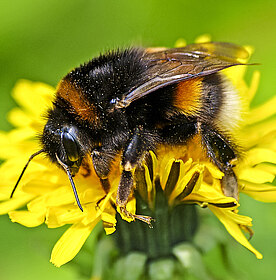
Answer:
[
  {"left": 92, "top": 148, "right": 117, "bottom": 194},
  {"left": 117, "top": 126, "right": 159, "bottom": 226},
  {"left": 92, "top": 148, "right": 117, "bottom": 178}
]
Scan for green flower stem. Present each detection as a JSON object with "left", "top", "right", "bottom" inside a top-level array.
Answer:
[{"left": 113, "top": 177, "right": 198, "bottom": 259}]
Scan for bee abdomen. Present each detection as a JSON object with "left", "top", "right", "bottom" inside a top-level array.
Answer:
[
  {"left": 172, "top": 77, "right": 203, "bottom": 117},
  {"left": 198, "top": 73, "right": 241, "bottom": 133}
]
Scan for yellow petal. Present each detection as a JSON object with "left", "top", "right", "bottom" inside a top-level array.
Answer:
[
  {"left": 174, "top": 38, "right": 186, "bottom": 48},
  {"left": 160, "top": 158, "right": 177, "bottom": 190},
  {"left": 169, "top": 164, "right": 204, "bottom": 203},
  {"left": 223, "top": 65, "right": 247, "bottom": 88},
  {"left": 243, "top": 45, "right": 254, "bottom": 57},
  {"left": 178, "top": 158, "right": 193, "bottom": 180},
  {"left": 144, "top": 164, "right": 153, "bottom": 193},
  {"left": 185, "top": 182, "right": 238, "bottom": 207},
  {"left": 260, "top": 138, "right": 276, "bottom": 152},
  {"left": 21, "top": 179, "right": 60, "bottom": 195},
  {"left": 240, "top": 119, "right": 276, "bottom": 148},
  {"left": 126, "top": 197, "right": 137, "bottom": 215},
  {"left": 101, "top": 203, "right": 117, "bottom": 234},
  {"left": 50, "top": 221, "right": 99, "bottom": 267},
  {"left": 27, "top": 195, "right": 48, "bottom": 212},
  {"left": 46, "top": 208, "right": 67, "bottom": 228},
  {"left": 255, "top": 163, "right": 276, "bottom": 175},
  {"left": 246, "top": 96, "right": 276, "bottom": 125},
  {"left": 7, "top": 108, "right": 32, "bottom": 128},
  {"left": 81, "top": 187, "right": 106, "bottom": 205},
  {"left": 247, "top": 71, "right": 261, "bottom": 102},
  {"left": 142, "top": 163, "right": 155, "bottom": 205},
  {"left": 0, "top": 134, "right": 40, "bottom": 160},
  {"left": 0, "top": 128, "right": 35, "bottom": 145},
  {"left": 118, "top": 198, "right": 137, "bottom": 222},
  {"left": 209, "top": 206, "right": 263, "bottom": 259},
  {"left": 238, "top": 167, "right": 275, "bottom": 184},
  {"left": 218, "top": 209, "right": 253, "bottom": 226},
  {"left": 104, "top": 226, "right": 116, "bottom": 235},
  {"left": 9, "top": 210, "right": 45, "bottom": 227},
  {"left": 82, "top": 191, "right": 115, "bottom": 226},
  {"left": 149, "top": 151, "right": 158, "bottom": 178},
  {"left": 101, "top": 211, "right": 117, "bottom": 225},
  {"left": 0, "top": 194, "right": 35, "bottom": 214},
  {"left": 0, "top": 193, "right": 9, "bottom": 200},
  {"left": 102, "top": 211, "right": 117, "bottom": 235},
  {"left": 12, "top": 80, "right": 55, "bottom": 117},
  {"left": 242, "top": 148, "right": 276, "bottom": 167},
  {"left": 188, "top": 192, "right": 237, "bottom": 207},
  {"left": 44, "top": 186, "right": 75, "bottom": 207},
  {"left": 194, "top": 34, "right": 211, "bottom": 43},
  {"left": 46, "top": 206, "right": 85, "bottom": 228},
  {"left": 203, "top": 162, "right": 224, "bottom": 179},
  {"left": 241, "top": 181, "right": 276, "bottom": 202}
]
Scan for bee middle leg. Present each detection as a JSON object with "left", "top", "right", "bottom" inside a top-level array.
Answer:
[
  {"left": 118, "top": 170, "right": 155, "bottom": 226},
  {"left": 117, "top": 126, "right": 159, "bottom": 226}
]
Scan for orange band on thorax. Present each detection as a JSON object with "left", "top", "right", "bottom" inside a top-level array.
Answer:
[{"left": 57, "top": 79, "right": 98, "bottom": 123}]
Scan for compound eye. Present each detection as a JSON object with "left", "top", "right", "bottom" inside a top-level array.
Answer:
[{"left": 62, "top": 131, "right": 80, "bottom": 162}]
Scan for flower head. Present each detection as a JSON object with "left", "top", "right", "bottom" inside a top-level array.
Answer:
[{"left": 0, "top": 38, "right": 275, "bottom": 270}]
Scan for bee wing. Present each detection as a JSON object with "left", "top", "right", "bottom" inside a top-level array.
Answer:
[
  {"left": 114, "top": 42, "right": 249, "bottom": 109},
  {"left": 170, "top": 42, "right": 249, "bottom": 62}
]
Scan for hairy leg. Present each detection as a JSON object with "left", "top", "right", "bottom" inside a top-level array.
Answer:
[{"left": 117, "top": 126, "right": 159, "bottom": 225}]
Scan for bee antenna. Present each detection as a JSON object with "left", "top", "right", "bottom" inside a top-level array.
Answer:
[
  {"left": 55, "top": 153, "right": 83, "bottom": 212},
  {"left": 10, "top": 149, "right": 45, "bottom": 199}
]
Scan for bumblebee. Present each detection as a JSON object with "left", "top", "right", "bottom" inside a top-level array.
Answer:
[{"left": 11, "top": 42, "right": 249, "bottom": 224}]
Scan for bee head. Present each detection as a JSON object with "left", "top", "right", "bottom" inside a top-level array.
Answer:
[
  {"left": 33, "top": 106, "right": 96, "bottom": 211},
  {"left": 40, "top": 106, "right": 94, "bottom": 176},
  {"left": 10, "top": 110, "right": 92, "bottom": 212},
  {"left": 42, "top": 124, "right": 81, "bottom": 174}
]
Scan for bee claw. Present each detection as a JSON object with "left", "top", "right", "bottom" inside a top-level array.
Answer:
[
  {"left": 120, "top": 206, "right": 155, "bottom": 228},
  {"left": 95, "top": 195, "right": 107, "bottom": 211}
]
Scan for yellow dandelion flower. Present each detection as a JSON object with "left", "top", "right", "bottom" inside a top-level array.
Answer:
[
  {"left": 0, "top": 38, "right": 275, "bottom": 272},
  {"left": 0, "top": 80, "right": 119, "bottom": 267}
]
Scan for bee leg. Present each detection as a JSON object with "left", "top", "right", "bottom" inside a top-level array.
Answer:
[
  {"left": 93, "top": 177, "right": 111, "bottom": 210},
  {"left": 117, "top": 169, "right": 133, "bottom": 207},
  {"left": 221, "top": 168, "right": 238, "bottom": 199},
  {"left": 92, "top": 148, "right": 117, "bottom": 180},
  {"left": 121, "top": 126, "right": 158, "bottom": 171},
  {"left": 91, "top": 148, "right": 117, "bottom": 209},
  {"left": 117, "top": 170, "right": 154, "bottom": 227},
  {"left": 117, "top": 126, "right": 158, "bottom": 226},
  {"left": 116, "top": 171, "right": 154, "bottom": 227},
  {"left": 201, "top": 125, "right": 239, "bottom": 200}
]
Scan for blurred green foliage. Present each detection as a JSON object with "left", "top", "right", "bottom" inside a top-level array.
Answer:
[{"left": 0, "top": 0, "right": 276, "bottom": 279}]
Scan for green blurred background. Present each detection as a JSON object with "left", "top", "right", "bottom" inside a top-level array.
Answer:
[{"left": 0, "top": 0, "right": 275, "bottom": 279}]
